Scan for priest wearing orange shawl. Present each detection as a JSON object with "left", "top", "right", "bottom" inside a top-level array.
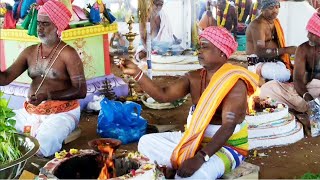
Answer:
[
  {"left": 120, "top": 26, "right": 259, "bottom": 179},
  {"left": 246, "top": 0, "right": 297, "bottom": 82}
]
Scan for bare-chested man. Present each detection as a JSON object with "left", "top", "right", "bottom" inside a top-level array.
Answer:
[
  {"left": 136, "top": 0, "right": 181, "bottom": 61},
  {"left": 120, "top": 27, "right": 259, "bottom": 179},
  {"left": 216, "top": 0, "right": 238, "bottom": 38},
  {"left": 0, "top": 1, "right": 86, "bottom": 157},
  {"left": 246, "top": 0, "right": 296, "bottom": 82},
  {"left": 199, "top": 0, "right": 217, "bottom": 30},
  {"left": 260, "top": 13, "right": 320, "bottom": 113}
]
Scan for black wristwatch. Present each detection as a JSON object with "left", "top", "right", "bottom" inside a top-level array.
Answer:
[{"left": 198, "top": 150, "right": 210, "bottom": 162}]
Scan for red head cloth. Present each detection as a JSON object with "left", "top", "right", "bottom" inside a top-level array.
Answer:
[
  {"left": 199, "top": 26, "right": 238, "bottom": 58},
  {"left": 36, "top": 0, "right": 49, "bottom": 5},
  {"left": 306, "top": 13, "right": 320, "bottom": 38},
  {"left": 38, "top": 0, "right": 71, "bottom": 36}
]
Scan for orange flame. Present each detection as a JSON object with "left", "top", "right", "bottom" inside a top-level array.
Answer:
[
  {"left": 98, "top": 144, "right": 116, "bottom": 179},
  {"left": 248, "top": 88, "right": 261, "bottom": 114}
]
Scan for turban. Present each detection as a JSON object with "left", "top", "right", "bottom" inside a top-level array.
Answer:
[
  {"left": 38, "top": 0, "right": 71, "bottom": 36},
  {"left": 306, "top": 13, "right": 320, "bottom": 38},
  {"left": 199, "top": 26, "right": 238, "bottom": 58},
  {"left": 261, "top": 0, "right": 280, "bottom": 10}
]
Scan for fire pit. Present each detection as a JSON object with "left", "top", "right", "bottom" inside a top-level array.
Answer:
[
  {"left": 39, "top": 139, "right": 165, "bottom": 179},
  {"left": 52, "top": 150, "right": 139, "bottom": 179},
  {"left": 89, "top": 138, "right": 126, "bottom": 179}
]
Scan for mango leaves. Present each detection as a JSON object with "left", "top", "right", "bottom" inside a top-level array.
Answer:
[{"left": 0, "top": 91, "right": 21, "bottom": 164}]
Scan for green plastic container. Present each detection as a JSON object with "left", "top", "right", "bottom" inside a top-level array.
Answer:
[{"left": 237, "top": 35, "right": 246, "bottom": 51}]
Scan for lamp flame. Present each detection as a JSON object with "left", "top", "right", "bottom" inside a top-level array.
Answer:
[
  {"left": 248, "top": 88, "right": 261, "bottom": 115},
  {"left": 98, "top": 144, "right": 116, "bottom": 179}
]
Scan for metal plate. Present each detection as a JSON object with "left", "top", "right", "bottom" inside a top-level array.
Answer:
[{"left": 0, "top": 134, "right": 40, "bottom": 179}]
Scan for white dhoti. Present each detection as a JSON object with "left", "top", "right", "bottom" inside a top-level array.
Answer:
[
  {"left": 13, "top": 103, "right": 80, "bottom": 157},
  {"left": 255, "top": 61, "right": 291, "bottom": 82},
  {"left": 260, "top": 79, "right": 320, "bottom": 112},
  {"left": 153, "top": 10, "right": 175, "bottom": 43},
  {"left": 138, "top": 112, "right": 244, "bottom": 179}
]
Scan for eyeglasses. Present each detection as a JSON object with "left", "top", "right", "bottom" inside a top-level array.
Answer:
[{"left": 37, "top": 21, "right": 52, "bottom": 27}]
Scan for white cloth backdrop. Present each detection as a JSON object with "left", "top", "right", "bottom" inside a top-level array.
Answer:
[{"left": 278, "top": 1, "right": 316, "bottom": 47}]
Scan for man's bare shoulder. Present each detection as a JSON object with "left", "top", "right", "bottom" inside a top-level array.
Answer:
[
  {"left": 247, "top": 19, "right": 266, "bottom": 39},
  {"left": 296, "top": 41, "right": 312, "bottom": 56},
  {"left": 18, "top": 44, "right": 37, "bottom": 59},
  {"left": 248, "top": 18, "right": 265, "bottom": 30},
  {"left": 230, "top": 79, "right": 247, "bottom": 94},
  {"left": 298, "top": 41, "right": 311, "bottom": 50},
  {"left": 62, "top": 44, "right": 78, "bottom": 54},
  {"left": 23, "top": 44, "right": 38, "bottom": 53},
  {"left": 60, "top": 44, "right": 81, "bottom": 62},
  {"left": 222, "top": 79, "right": 248, "bottom": 120},
  {"left": 186, "top": 69, "right": 202, "bottom": 79},
  {"left": 225, "top": 80, "right": 248, "bottom": 105}
]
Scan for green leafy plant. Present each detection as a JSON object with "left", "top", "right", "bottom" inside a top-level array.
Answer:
[
  {"left": 301, "top": 172, "right": 320, "bottom": 179},
  {"left": 0, "top": 91, "right": 21, "bottom": 164}
]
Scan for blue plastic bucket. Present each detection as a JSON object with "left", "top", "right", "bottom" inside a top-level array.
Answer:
[{"left": 237, "top": 35, "right": 246, "bottom": 51}]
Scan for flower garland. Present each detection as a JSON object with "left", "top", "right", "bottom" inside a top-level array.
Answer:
[
  {"left": 235, "top": 0, "right": 240, "bottom": 9},
  {"left": 217, "top": 1, "right": 230, "bottom": 27},
  {"left": 251, "top": 1, "right": 259, "bottom": 22},
  {"left": 239, "top": 0, "right": 246, "bottom": 21}
]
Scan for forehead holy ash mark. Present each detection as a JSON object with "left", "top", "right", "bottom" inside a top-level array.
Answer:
[{"left": 200, "top": 39, "right": 211, "bottom": 45}]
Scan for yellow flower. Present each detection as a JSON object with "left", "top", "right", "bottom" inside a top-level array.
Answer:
[
  {"left": 127, "top": 152, "right": 136, "bottom": 158},
  {"left": 0, "top": 8, "right": 7, "bottom": 15},
  {"left": 55, "top": 150, "right": 68, "bottom": 159},
  {"left": 142, "top": 164, "right": 154, "bottom": 170},
  {"left": 249, "top": 109, "right": 256, "bottom": 115},
  {"left": 193, "top": 50, "right": 199, "bottom": 56},
  {"left": 69, "top": 148, "right": 79, "bottom": 155},
  {"left": 265, "top": 108, "right": 271, "bottom": 112}
]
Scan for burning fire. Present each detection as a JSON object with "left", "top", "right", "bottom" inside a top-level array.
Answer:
[
  {"left": 98, "top": 144, "right": 116, "bottom": 179},
  {"left": 248, "top": 88, "right": 261, "bottom": 115}
]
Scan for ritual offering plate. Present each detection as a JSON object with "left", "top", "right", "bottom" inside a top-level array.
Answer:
[
  {"left": 246, "top": 97, "right": 288, "bottom": 125},
  {"left": 141, "top": 94, "right": 188, "bottom": 110},
  {"left": 246, "top": 97, "right": 304, "bottom": 149}
]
